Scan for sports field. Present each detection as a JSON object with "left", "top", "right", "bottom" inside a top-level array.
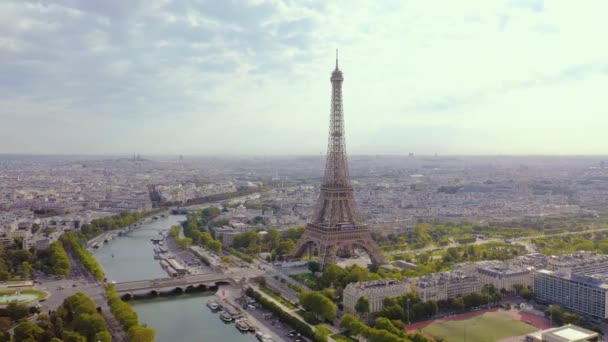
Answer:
[{"left": 421, "top": 311, "right": 537, "bottom": 342}]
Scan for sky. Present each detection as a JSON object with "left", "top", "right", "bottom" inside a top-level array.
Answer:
[{"left": 1, "top": 0, "right": 607, "bottom": 156}]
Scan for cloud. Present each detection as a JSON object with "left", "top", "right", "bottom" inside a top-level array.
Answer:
[{"left": 0, "top": 0, "right": 606, "bottom": 155}]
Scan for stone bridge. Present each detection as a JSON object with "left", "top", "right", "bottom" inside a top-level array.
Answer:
[{"left": 114, "top": 273, "right": 234, "bottom": 299}]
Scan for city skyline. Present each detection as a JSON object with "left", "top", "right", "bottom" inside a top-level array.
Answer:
[{"left": 1, "top": 0, "right": 607, "bottom": 155}]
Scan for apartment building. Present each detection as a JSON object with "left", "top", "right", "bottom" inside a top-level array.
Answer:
[
  {"left": 535, "top": 263, "right": 608, "bottom": 318},
  {"left": 415, "top": 271, "right": 482, "bottom": 302},
  {"left": 343, "top": 279, "right": 410, "bottom": 315}
]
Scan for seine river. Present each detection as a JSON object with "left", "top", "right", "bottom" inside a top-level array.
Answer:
[{"left": 93, "top": 214, "right": 253, "bottom": 342}]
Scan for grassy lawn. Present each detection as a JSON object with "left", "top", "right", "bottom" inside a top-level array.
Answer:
[
  {"left": 291, "top": 273, "right": 320, "bottom": 289},
  {"left": 0, "top": 288, "right": 48, "bottom": 303},
  {"left": 422, "top": 312, "right": 537, "bottom": 342}
]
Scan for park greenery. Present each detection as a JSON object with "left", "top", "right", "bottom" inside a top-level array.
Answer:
[
  {"left": 60, "top": 232, "right": 105, "bottom": 281},
  {"left": 340, "top": 314, "right": 433, "bottom": 342},
  {"left": 0, "top": 239, "right": 72, "bottom": 281},
  {"left": 79, "top": 209, "right": 162, "bottom": 240},
  {"left": 299, "top": 291, "right": 338, "bottom": 323},
  {"left": 180, "top": 207, "right": 223, "bottom": 254},
  {"left": 0, "top": 301, "right": 41, "bottom": 340},
  {"left": 377, "top": 214, "right": 608, "bottom": 253},
  {"left": 389, "top": 242, "right": 527, "bottom": 277},
  {"left": 225, "top": 226, "right": 304, "bottom": 262},
  {"left": 180, "top": 207, "right": 305, "bottom": 262},
  {"left": 294, "top": 263, "right": 401, "bottom": 295},
  {"left": 533, "top": 231, "right": 608, "bottom": 255},
  {"left": 106, "top": 285, "right": 155, "bottom": 342},
  {"left": 8, "top": 293, "right": 111, "bottom": 342},
  {"left": 0, "top": 289, "right": 47, "bottom": 304}
]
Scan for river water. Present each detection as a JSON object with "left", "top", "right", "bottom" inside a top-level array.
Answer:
[{"left": 93, "top": 215, "right": 254, "bottom": 342}]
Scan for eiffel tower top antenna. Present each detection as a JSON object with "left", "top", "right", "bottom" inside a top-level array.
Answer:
[{"left": 335, "top": 49, "right": 338, "bottom": 69}]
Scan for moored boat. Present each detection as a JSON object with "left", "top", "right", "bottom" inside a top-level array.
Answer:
[
  {"left": 235, "top": 319, "right": 250, "bottom": 332},
  {"left": 219, "top": 311, "right": 233, "bottom": 323},
  {"left": 206, "top": 300, "right": 220, "bottom": 311}
]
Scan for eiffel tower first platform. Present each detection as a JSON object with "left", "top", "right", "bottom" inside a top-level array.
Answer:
[{"left": 292, "top": 52, "right": 385, "bottom": 269}]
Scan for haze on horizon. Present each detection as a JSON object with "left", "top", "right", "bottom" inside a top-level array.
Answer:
[{"left": 1, "top": 0, "right": 607, "bottom": 156}]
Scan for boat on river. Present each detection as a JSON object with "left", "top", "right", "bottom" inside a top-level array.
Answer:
[
  {"left": 219, "top": 311, "right": 233, "bottom": 323},
  {"left": 235, "top": 319, "right": 250, "bottom": 332},
  {"left": 206, "top": 300, "right": 220, "bottom": 311}
]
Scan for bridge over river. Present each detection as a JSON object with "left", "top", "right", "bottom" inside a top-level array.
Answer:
[{"left": 114, "top": 273, "right": 234, "bottom": 299}]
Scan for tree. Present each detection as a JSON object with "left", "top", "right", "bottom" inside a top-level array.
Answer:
[
  {"left": 355, "top": 296, "right": 370, "bottom": 319},
  {"left": 320, "top": 263, "right": 344, "bottom": 287},
  {"left": 63, "top": 331, "right": 87, "bottom": 342},
  {"left": 13, "top": 322, "right": 44, "bottom": 342},
  {"left": 5, "top": 302, "right": 30, "bottom": 321},
  {"left": 128, "top": 324, "right": 156, "bottom": 342},
  {"left": 308, "top": 262, "right": 321, "bottom": 276},
  {"left": 73, "top": 313, "right": 108, "bottom": 340},
  {"left": 20, "top": 261, "right": 32, "bottom": 278},
  {"left": 275, "top": 240, "right": 296, "bottom": 256},
  {"left": 313, "top": 325, "right": 332, "bottom": 342},
  {"left": 299, "top": 291, "right": 337, "bottom": 321},
  {"left": 266, "top": 228, "right": 280, "bottom": 249},
  {"left": 0, "top": 317, "right": 11, "bottom": 332},
  {"left": 513, "top": 283, "right": 524, "bottom": 294},
  {"left": 340, "top": 314, "right": 366, "bottom": 337},
  {"left": 207, "top": 240, "right": 222, "bottom": 254},
  {"left": 520, "top": 287, "right": 533, "bottom": 301},
  {"left": 94, "top": 331, "right": 112, "bottom": 342}
]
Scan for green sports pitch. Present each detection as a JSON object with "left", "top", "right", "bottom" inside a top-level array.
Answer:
[{"left": 421, "top": 312, "right": 537, "bottom": 342}]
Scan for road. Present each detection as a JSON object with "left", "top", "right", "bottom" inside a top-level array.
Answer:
[{"left": 36, "top": 248, "right": 128, "bottom": 341}]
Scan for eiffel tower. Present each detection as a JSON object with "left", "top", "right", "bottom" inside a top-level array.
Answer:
[{"left": 292, "top": 52, "right": 385, "bottom": 269}]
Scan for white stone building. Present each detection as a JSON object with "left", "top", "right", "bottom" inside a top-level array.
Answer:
[{"left": 343, "top": 279, "right": 410, "bottom": 315}]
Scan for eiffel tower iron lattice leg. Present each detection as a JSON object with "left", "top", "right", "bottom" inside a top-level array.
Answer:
[{"left": 292, "top": 52, "right": 385, "bottom": 269}]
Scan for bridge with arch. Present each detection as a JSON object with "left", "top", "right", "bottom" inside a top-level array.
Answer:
[{"left": 114, "top": 273, "right": 234, "bottom": 300}]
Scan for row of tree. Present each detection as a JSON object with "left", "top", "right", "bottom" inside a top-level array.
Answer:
[
  {"left": 245, "top": 287, "right": 314, "bottom": 339},
  {"left": 39, "top": 241, "right": 72, "bottom": 275},
  {"left": 169, "top": 225, "right": 193, "bottom": 249},
  {"left": 60, "top": 232, "right": 105, "bottom": 280},
  {"left": 378, "top": 286, "right": 504, "bottom": 323},
  {"left": 80, "top": 210, "right": 162, "bottom": 240},
  {"left": 545, "top": 305, "right": 602, "bottom": 334},
  {"left": 105, "top": 285, "right": 155, "bottom": 342}
]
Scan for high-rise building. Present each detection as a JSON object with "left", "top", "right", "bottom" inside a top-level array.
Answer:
[
  {"left": 535, "top": 263, "right": 608, "bottom": 318},
  {"left": 292, "top": 52, "right": 385, "bottom": 269}
]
